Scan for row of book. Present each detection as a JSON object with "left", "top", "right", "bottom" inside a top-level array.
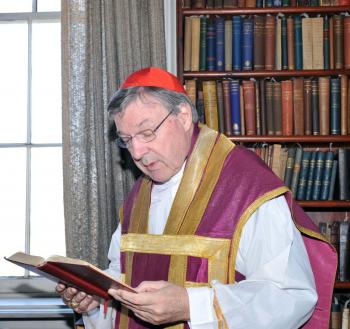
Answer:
[
  {"left": 319, "top": 220, "right": 350, "bottom": 281},
  {"left": 184, "top": 0, "right": 350, "bottom": 8},
  {"left": 183, "top": 14, "right": 350, "bottom": 72},
  {"left": 330, "top": 295, "right": 350, "bottom": 328},
  {"left": 250, "top": 145, "right": 349, "bottom": 200},
  {"left": 186, "top": 76, "right": 350, "bottom": 137}
]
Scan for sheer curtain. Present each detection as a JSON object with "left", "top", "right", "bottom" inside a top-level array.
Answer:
[{"left": 61, "top": 0, "right": 166, "bottom": 268}]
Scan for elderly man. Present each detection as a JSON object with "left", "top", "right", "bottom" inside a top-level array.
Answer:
[{"left": 57, "top": 67, "right": 336, "bottom": 329}]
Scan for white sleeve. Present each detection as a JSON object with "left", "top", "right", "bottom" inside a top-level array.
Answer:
[
  {"left": 187, "top": 195, "right": 317, "bottom": 329},
  {"left": 82, "top": 225, "right": 122, "bottom": 329}
]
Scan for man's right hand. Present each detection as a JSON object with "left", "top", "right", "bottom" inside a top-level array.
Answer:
[{"left": 56, "top": 283, "right": 101, "bottom": 314}]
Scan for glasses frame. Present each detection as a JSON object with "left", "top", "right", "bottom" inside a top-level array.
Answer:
[{"left": 116, "top": 109, "right": 174, "bottom": 149}]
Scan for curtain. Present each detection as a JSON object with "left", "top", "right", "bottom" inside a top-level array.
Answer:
[{"left": 61, "top": 0, "right": 166, "bottom": 268}]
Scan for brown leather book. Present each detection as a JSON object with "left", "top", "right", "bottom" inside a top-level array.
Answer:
[
  {"left": 222, "top": 80, "right": 233, "bottom": 136},
  {"left": 281, "top": 80, "right": 293, "bottom": 136},
  {"left": 312, "top": 17, "right": 324, "bottom": 69},
  {"left": 266, "top": 80, "right": 274, "bottom": 135},
  {"left": 184, "top": 16, "right": 192, "bottom": 71},
  {"left": 273, "top": 82, "right": 282, "bottom": 135},
  {"left": 185, "top": 79, "right": 197, "bottom": 106},
  {"left": 202, "top": 81, "right": 219, "bottom": 131},
  {"left": 254, "top": 16, "right": 265, "bottom": 71},
  {"left": 259, "top": 79, "right": 267, "bottom": 135},
  {"left": 319, "top": 76, "right": 330, "bottom": 135},
  {"left": 348, "top": 77, "right": 350, "bottom": 134},
  {"left": 344, "top": 17, "right": 350, "bottom": 69},
  {"left": 329, "top": 16, "right": 334, "bottom": 70},
  {"left": 287, "top": 16, "right": 295, "bottom": 70},
  {"left": 304, "top": 79, "right": 312, "bottom": 135},
  {"left": 255, "top": 81, "right": 261, "bottom": 135},
  {"left": 333, "top": 15, "right": 344, "bottom": 69},
  {"left": 293, "top": 78, "right": 304, "bottom": 135},
  {"left": 302, "top": 17, "right": 313, "bottom": 70},
  {"left": 246, "top": 0, "right": 256, "bottom": 7},
  {"left": 265, "top": 15, "right": 276, "bottom": 70},
  {"left": 190, "top": 16, "right": 201, "bottom": 72},
  {"left": 341, "top": 75, "right": 348, "bottom": 135},
  {"left": 271, "top": 144, "right": 282, "bottom": 178},
  {"left": 240, "top": 85, "right": 245, "bottom": 135},
  {"left": 192, "top": 0, "right": 206, "bottom": 8},
  {"left": 225, "top": 20, "right": 233, "bottom": 71},
  {"left": 275, "top": 16, "right": 282, "bottom": 71},
  {"left": 242, "top": 80, "right": 256, "bottom": 135}
]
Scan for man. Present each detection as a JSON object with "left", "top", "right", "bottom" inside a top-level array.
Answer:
[{"left": 57, "top": 67, "right": 337, "bottom": 329}]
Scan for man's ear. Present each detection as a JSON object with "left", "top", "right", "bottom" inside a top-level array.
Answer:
[{"left": 177, "top": 103, "right": 193, "bottom": 131}]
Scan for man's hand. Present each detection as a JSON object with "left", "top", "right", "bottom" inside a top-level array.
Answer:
[
  {"left": 56, "top": 283, "right": 100, "bottom": 313},
  {"left": 108, "top": 281, "right": 190, "bottom": 325}
]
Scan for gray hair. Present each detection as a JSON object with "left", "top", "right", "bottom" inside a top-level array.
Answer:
[{"left": 107, "top": 86, "right": 199, "bottom": 123}]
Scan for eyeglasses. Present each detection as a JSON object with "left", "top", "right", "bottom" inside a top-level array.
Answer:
[{"left": 116, "top": 110, "right": 174, "bottom": 149}]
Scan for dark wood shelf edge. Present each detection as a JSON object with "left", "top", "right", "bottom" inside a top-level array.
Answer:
[
  {"left": 183, "top": 69, "right": 350, "bottom": 78},
  {"left": 298, "top": 201, "right": 350, "bottom": 208},
  {"left": 228, "top": 135, "right": 350, "bottom": 142},
  {"left": 334, "top": 281, "right": 350, "bottom": 289},
  {"left": 182, "top": 5, "right": 350, "bottom": 15}
]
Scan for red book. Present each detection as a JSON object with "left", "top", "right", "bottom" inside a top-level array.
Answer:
[
  {"left": 265, "top": 15, "right": 276, "bottom": 70},
  {"left": 344, "top": 17, "right": 350, "bottom": 69},
  {"left": 293, "top": 78, "right": 304, "bottom": 135},
  {"left": 5, "top": 252, "right": 136, "bottom": 299},
  {"left": 242, "top": 80, "right": 257, "bottom": 135}
]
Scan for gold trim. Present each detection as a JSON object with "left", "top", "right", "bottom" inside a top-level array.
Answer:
[
  {"left": 121, "top": 234, "right": 231, "bottom": 284},
  {"left": 184, "top": 281, "right": 210, "bottom": 288},
  {"left": 168, "top": 255, "right": 187, "bottom": 286},
  {"left": 229, "top": 186, "right": 290, "bottom": 283},
  {"left": 164, "top": 125, "right": 218, "bottom": 234}
]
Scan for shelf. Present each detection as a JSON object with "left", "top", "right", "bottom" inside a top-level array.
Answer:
[
  {"left": 334, "top": 281, "right": 350, "bottom": 289},
  {"left": 228, "top": 135, "right": 350, "bottom": 143},
  {"left": 298, "top": 200, "right": 350, "bottom": 208},
  {"left": 183, "top": 69, "right": 350, "bottom": 78},
  {"left": 182, "top": 5, "right": 350, "bottom": 15}
]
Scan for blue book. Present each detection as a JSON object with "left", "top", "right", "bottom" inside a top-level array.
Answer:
[
  {"left": 242, "top": 17, "right": 254, "bottom": 71},
  {"left": 328, "top": 159, "right": 338, "bottom": 200},
  {"left": 215, "top": 16, "right": 225, "bottom": 71},
  {"left": 281, "top": 16, "right": 288, "bottom": 70},
  {"left": 206, "top": 17, "right": 216, "bottom": 71},
  {"left": 199, "top": 16, "right": 207, "bottom": 71},
  {"left": 273, "top": 0, "right": 282, "bottom": 6},
  {"left": 290, "top": 147, "right": 303, "bottom": 198},
  {"left": 330, "top": 78, "right": 341, "bottom": 135},
  {"left": 296, "top": 151, "right": 311, "bottom": 200},
  {"left": 294, "top": 16, "right": 303, "bottom": 70},
  {"left": 320, "top": 151, "right": 334, "bottom": 200},
  {"left": 305, "top": 151, "right": 317, "bottom": 201},
  {"left": 229, "top": 80, "right": 241, "bottom": 135},
  {"left": 232, "top": 16, "right": 242, "bottom": 71},
  {"left": 312, "top": 151, "right": 326, "bottom": 200}
]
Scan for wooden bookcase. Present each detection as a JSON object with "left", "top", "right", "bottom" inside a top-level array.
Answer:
[{"left": 176, "top": 0, "right": 350, "bottom": 289}]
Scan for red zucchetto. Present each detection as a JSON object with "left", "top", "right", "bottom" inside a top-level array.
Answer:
[{"left": 121, "top": 67, "right": 187, "bottom": 95}]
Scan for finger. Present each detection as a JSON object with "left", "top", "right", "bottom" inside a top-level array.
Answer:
[
  {"left": 136, "top": 280, "right": 168, "bottom": 292},
  {"left": 56, "top": 283, "right": 66, "bottom": 293},
  {"left": 74, "top": 291, "right": 87, "bottom": 303}
]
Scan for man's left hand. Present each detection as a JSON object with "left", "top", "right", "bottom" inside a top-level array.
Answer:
[{"left": 108, "top": 280, "right": 190, "bottom": 325}]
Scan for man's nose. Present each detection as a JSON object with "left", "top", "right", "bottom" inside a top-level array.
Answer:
[{"left": 129, "top": 138, "right": 148, "bottom": 161}]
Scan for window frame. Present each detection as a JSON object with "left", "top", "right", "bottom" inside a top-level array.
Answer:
[{"left": 0, "top": 7, "right": 62, "bottom": 295}]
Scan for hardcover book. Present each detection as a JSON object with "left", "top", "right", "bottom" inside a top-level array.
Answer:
[{"left": 5, "top": 252, "right": 136, "bottom": 300}]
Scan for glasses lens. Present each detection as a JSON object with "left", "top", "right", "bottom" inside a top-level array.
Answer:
[
  {"left": 138, "top": 130, "right": 156, "bottom": 143},
  {"left": 116, "top": 137, "right": 128, "bottom": 148}
]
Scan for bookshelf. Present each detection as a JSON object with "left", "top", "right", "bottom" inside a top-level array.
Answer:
[{"left": 176, "top": 0, "right": 350, "bottom": 300}]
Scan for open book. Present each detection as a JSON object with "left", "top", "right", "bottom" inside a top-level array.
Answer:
[{"left": 5, "top": 252, "right": 136, "bottom": 300}]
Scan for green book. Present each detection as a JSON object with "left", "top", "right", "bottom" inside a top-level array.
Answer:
[
  {"left": 312, "top": 151, "right": 326, "bottom": 200},
  {"left": 199, "top": 16, "right": 207, "bottom": 71},
  {"left": 296, "top": 151, "right": 311, "bottom": 200},
  {"left": 290, "top": 147, "right": 303, "bottom": 198},
  {"left": 305, "top": 151, "right": 317, "bottom": 200}
]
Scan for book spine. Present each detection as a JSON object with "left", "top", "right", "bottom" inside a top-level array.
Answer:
[
  {"left": 284, "top": 147, "right": 297, "bottom": 188},
  {"left": 311, "top": 79, "right": 320, "bottom": 135},
  {"left": 323, "top": 15, "right": 330, "bottom": 70},
  {"left": 184, "top": 16, "right": 192, "bottom": 72},
  {"left": 266, "top": 81, "right": 275, "bottom": 135},
  {"left": 320, "top": 151, "right": 334, "bottom": 200},
  {"left": 215, "top": 16, "right": 225, "bottom": 71},
  {"left": 242, "top": 80, "right": 257, "bottom": 135},
  {"left": 275, "top": 16, "right": 282, "bottom": 71},
  {"left": 290, "top": 147, "right": 303, "bottom": 198},
  {"left": 254, "top": 16, "right": 265, "bottom": 70},
  {"left": 216, "top": 80, "right": 225, "bottom": 132},
  {"left": 338, "top": 148, "right": 350, "bottom": 201},
  {"left": 196, "top": 90, "right": 205, "bottom": 123},
  {"left": 242, "top": 17, "right": 254, "bottom": 71},
  {"left": 287, "top": 16, "right": 295, "bottom": 70},
  {"left": 328, "top": 159, "right": 338, "bottom": 200},
  {"left": 305, "top": 150, "right": 317, "bottom": 200},
  {"left": 224, "top": 19, "right": 233, "bottom": 71},
  {"left": 265, "top": 15, "right": 276, "bottom": 70},
  {"left": 344, "top": 17, "right": 350, "bottom": 69},
  {"left": 302, "top": 17, "right": 313, "bottom": 70},
  {"left": 296, "top": 150, "right": 311, "bottom": 200},
  {"left": 191, "top": 16, "right": 201, "bottom": 72},
  {"left": 329, "top": 16, "right": 334, "bottom": 69},
  {"left": 339, "top": 221, "right": 350, "bottom": 281},
  {"left": 255, "top": 81, "right": 262, "bottom": 135},
  {"left": 199, "top": 16, "right": 207, "bottom": 71},
  {"left": 232, "top": 16, "right": 242, "bottom": 71},
  {"left": 230, "top": 80, "right": 242, "bottom": 135},
  {"left": 259, "top": 79, "right": 267, "bottom": 135},
  {"left": 206, "top": 17, "right": 216, "bottom": 71},
  {"left": 293, "top": 78, "right": 304, "bottom": 135},
  {"left": 222, "top": 80, "right": 233, "bottom": 136},
  {"left": 312, "top": 17, "right": 324, "bottom": 70},
  {"left": 312, "top": 150, "right": 326, "bottom": 200},
  {"left": 281, "top": 80, "right": 293, "bottom": 136},
  {"left": 333, "top": 15, "right": 344, "bottom": 69},
  {"left": 330, "top": 77, "right": 341, "bottom": 135},
  {"left": 319, "top": 76, "right": 330, "bottom": 135},
  {"left": 304, "top": 79, "right": 312, "bottom": 135},
  {"left": 294, "top": 15, "right": 303, "bottom": 70},
  {"left": 202, "top": 81, "right": 219, "bottom": 130},
  {"left": 341, "top": 75, "right": 348, "bottom": 135},
  {"left": 273, "top": 81, "right": 282, "bottom": 135},
  {"left": 281, "top": 16, "right": 288, "bottom": 70},
  {"left": 185, "top": 79, "right": 197, "bottom": 106}
]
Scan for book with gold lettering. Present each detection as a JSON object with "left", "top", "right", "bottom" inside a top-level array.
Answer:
[{"left": 5, "top": 252, "right": 136, "bottom": 300}]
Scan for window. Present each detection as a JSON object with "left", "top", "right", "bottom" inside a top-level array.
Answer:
[{"left": 0, "top": 0, "right": 64, "bottom": 279}]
